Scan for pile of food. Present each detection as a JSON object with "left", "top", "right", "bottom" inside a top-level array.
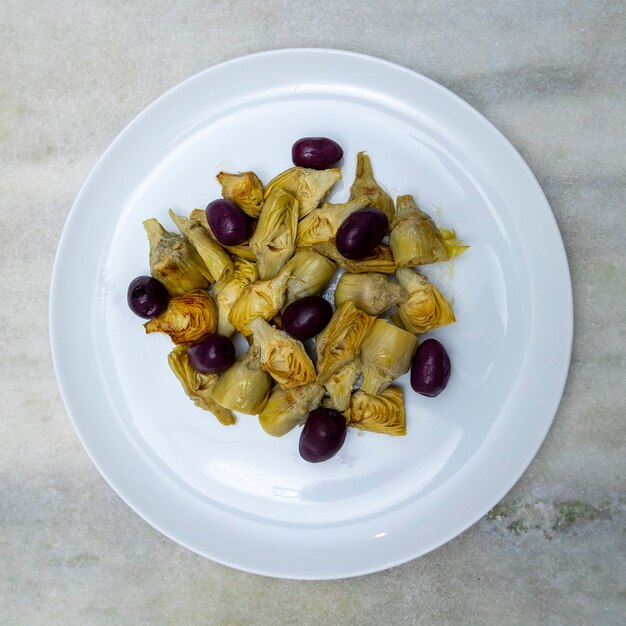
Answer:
[{"left": 127, "top": 137, "right": 467, "bottom": 463}]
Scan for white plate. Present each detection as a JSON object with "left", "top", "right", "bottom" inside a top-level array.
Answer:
[{"left": 50, "top": 49, "right": 573, "bottom": 579}]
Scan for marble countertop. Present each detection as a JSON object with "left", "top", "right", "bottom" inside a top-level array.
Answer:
[{"left": 2, "top": 1, "right": 624, "bottom": 623}]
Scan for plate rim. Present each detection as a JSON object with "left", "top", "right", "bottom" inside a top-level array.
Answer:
[{"left": 49, "top": 47, "right": 574, "bottom": 579}]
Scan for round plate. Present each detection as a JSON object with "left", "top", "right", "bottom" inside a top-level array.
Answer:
[{"left": 50, "top": 49, "right": 573, "bottom": 579}]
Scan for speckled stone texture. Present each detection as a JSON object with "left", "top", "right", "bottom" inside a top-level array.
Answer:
[{"left": 1, "top": 1, "right": 624, "bottom": 624}]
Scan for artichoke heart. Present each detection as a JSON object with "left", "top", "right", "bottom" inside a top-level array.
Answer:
[
  {"left": 168, "top": 345, "right": 235, "bottom": 425},
  {"left": 144, "top": 289, "right": 217, "bottom": 344},
  {"left": 217, "top": 171, "right": 264, "bottom": 218},
  {"left": 144, "top": 218, "right": 212, "bottom": 294},
  {"left": 390, "top": 195, "right": 467, "bottom": 266},
  {"left": 316, "top": 301, "right": 376, "bottom": 384},
  {"left": 334, "top": 272, "right": 407, "bottom": 316},
  {"left": 349, "top": 152, "right": 394, "bottom": 221},
  {"left": 295, "top": 196, "right": 370, "bottom": 248},
  {"left": 390, "top": 194, "right": 445, "bottom": 265},
  {"left": 395, "top": 267, "right": 456, "bottom": 334},
  {"left": 258, "top": 383, "right": 325, "bottom": 437},
  {"left": 347, "top": 386, "right": 406, "bottom": 436},
  {"left": 324, "top": 359, "right": 361, "bottom": 412},
  {"left": 264, "top": 166, "right": 342, "bottom": 218},
  {"left": 249, "top": 317, "right": 316, "bottom": 388},
  {"left": 249, "top": 188, "right": 299, "bottom": 280},
  {"left": 313, "top": 240, "right": 396, "bottom": 274},
  {"left": 213, "top": 258, "right": 258, "bottom": 337},
  {"left": 360, "top": 319, "right": 419, "bottom": 395},
  {"left": 228, "top": 267, "right": 291, "bottom": 336},
  {"left": 283, "top": 250, "right": 337, "bottom": 302},
  {"left": 189, "top": 208, "right": 256, "bottom": 261},
  {"left": 211, "top": 346, "right": 272, "bottom": 415},
  {"left": 169, "top": 209, "right": 232, "bottom": 282}
]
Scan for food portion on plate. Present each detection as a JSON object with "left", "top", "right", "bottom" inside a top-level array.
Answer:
[{"left": 126, "top": 137, "right": 467, "bottom": 463}]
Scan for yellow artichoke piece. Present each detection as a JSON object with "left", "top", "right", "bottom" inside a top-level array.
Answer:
[
  {"left": 313, "top": 240, "right": 396, "bottom": 274},
  {"left": 264, "top": 166, "right": 342, "bottom": 218},
  {"left": 217, "top": 171, "right": 264, "bottom": 218},
  {"left": 258, "top": 383, "right": 325, "bottom": 436},
  {"left": 390, "top": 195, "right": 467, "bottom": 266},
  {"left": 349, "top": 152, "right": 394, "bottom": 221},
  {"left": 395, "top": 267, "right": 456, "bottom": 334},
  {"left": 228, "top": 268, "right": 291, "bottom": 336},
  {"left": 168, "top": 345, "right": 235, "bottom": 425},
  {"left": 438, "top": 227, "right": 469, "bottom": 259},
  {"left": 390, "top": 195, "right": 445, "bottom": 266},
  {"left": 144, "top": 218, "right": 212, "bottom": 294},
  {"left": 213, "top": 258, "right": 258, "bottom": 337},
  {"left": 334, "top": 272, "right": 407, "bottom": 316},
  {"left": 249, "top": 188, "right": 299, "bottom": 280},
  {"left": 360, "top": 318, "right": 419, "bottom": 395},
  {"left": 189, "top": 208, "right": 257, "bottom": 261},
  {"left": 324, "top": 359, "right": 361, "bottom": 412},
  {"left": 283, "top": 250, "right": 337, "bottom": 302},
  {"left": 347, "top": 386, "right": 406, "bottom": 436},
  {"left": 169, "top": 209, "right": 232, "bottom": 282},
  {"left": 295, "top": 196, "right": 370, "bottom": 248},
  {"left": 249, "top": 317, "right": 316, "bottom": 388},
  {"left": 316, "top": 301, "right": 376, "bottom": 384},
  {"left": 211, "top": 346, "right": 272, "bottom": 415},
  {"left": 144, "top": 289, "right": 217, "bottom": 344}
]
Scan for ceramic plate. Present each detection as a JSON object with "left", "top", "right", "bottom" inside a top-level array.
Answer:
[{"left": 50, "top": 49, "right": 573, "bottom": 579}]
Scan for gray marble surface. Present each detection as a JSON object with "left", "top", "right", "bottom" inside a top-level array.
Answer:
[{"left": 2, "top": 1, "right": 625, "bottom": 624}]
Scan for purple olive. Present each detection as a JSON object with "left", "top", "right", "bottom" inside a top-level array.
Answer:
[
  {"left": 206, "top": 199, "right": 250, "bottom": 246},
  {"left": 336, "top": 208, "right": 388, "bottom": 260},
  {"left": 410, "top": 339, "right": 451, "bottom": 397},
  {"left": 299, "top": 408, "right": 347, "bottom": 463},
  {"left": 292, "top": 137, "right": 344, "bottom": 169},
  {"left": 188, "top": 334, "right": 236, "bottom": 374},
  {"left": 282, "top": 296, "right": 333, "bottom": 341},
  {"left": 127, "top": 275, "right": 169, "bottom": 319}
]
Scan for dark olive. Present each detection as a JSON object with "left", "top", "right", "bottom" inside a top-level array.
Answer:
[
  {"left": 291, "top": 137, "right": 344, "bottom": 169},
  {"left": 206, "top": 199, "right": 250, "bottom": 246},
  {"left": 335, "top": 208, "right": 388, "bottom": 260},
  {"left": 188, "top": 334, "right": 236, "bottom": 374},
  {"left": 299, "top": 408, "right": 347, "bottom": 463},
  {"left": 127, "top": 275, "right": 169, "bottom": 319},
  {"left": 282, "top": 296, "right": 333, "bottom": 341},
  {"left": 410, "top": 338, "right": 451, "bottom": 397}
]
